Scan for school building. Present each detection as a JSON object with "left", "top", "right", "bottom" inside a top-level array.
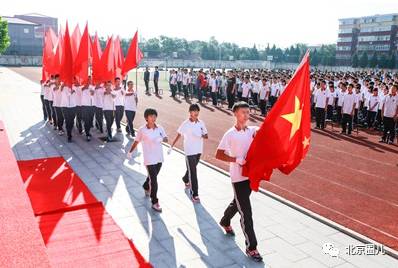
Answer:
[
  {"left": 1, "top": 13, "right": 58, "bottom": 56},
  {"left": 336, "top": 13, "right": 398, "bottom": 65}
]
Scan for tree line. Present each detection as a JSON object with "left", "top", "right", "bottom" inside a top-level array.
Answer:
[{"left": 351, "top": 52, "right": 396, "bottom": 69}]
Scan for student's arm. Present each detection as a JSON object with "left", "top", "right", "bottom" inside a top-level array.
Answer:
[
  {"left": 170, "top": 133, "right": 181, "bottom": 148},
  {"left": 128, "top": 141, "right": 139, "bottom": 153},
  {"left": 215, "top": 149, "right": 236, "bottom": 163}
]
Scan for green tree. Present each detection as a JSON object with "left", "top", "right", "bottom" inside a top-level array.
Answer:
[
  {"left": 359, "top": 52, "right": 368, "bottom": 68},
  {"left": 0, "top": 17, "right": 11, "bottom": 54},
  {"left": 378, "top": 54, "right": 388, "bottom": 68},
  {"left": 352, "top": 53, "right": 359, "bottom": 68},
  {"left": 388, "top": 52, "right": 396, "bottom": 69},
  {"left": 369, "top": 53, "right": 378, "bottom": 68}
]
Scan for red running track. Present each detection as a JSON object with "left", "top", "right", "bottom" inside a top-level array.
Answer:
[{"left": 11, "top": 67, "right": 398, "bottom": 251}]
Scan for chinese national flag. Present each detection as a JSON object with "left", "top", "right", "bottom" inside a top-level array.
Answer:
[
  {"left": 242, "top": 51, "right": 311, "bottom": 191},
  {"left": 91, "top": 33, "right": 103, "bottom": 84},
  {"left": 114, "top": 36, "right": 124, "bottom": 79},
  {"left": 74, "top": 23, "right": 91, "bottom": 84},
  {"left": 122, "top": 31, "right": 143, "bottom": 76},
  {"left": 41, "top": 28, "right": 57, "bottom": 80},
  {"left": 59, "top": 22, "right": 74, "bottom": 87},
  {"left": 70, "top": 24, "right": 81, "bottom": 61},
  {"left": 100, "top": 36, "right": 115, "bottom": 82},
  {"left": 48, "top": 28, "right": 63, "bottom": 75}
]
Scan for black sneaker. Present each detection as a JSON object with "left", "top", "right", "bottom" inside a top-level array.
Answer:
[
  {"left": 246, "top": 249, "right": 263, "bottom": 262},
  {"left": 379, "top": 139, "right": 386, "bottom": 143},
  {"left": 220, "top": 223, "right": 235, "bottom": 236},
  {"left": 67, "top": 136, "right": 72, "bottom": 143},
  {"left": 86, "top": 135, "right": 91, "bottom": 141}
]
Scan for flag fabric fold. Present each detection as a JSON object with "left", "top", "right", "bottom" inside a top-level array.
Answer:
[
  {"left": 91, "top": 33, "right": 103, "bottom": 84},
  {"left": 100, "top": 36, "right": 115, "bottom": 82},
  {"left": 74, "top": 23, "right": 92, "bottom": 84},
  {"left": 122, "top": 31, "right": 143, "bottom": 76},
  {"left": 242, "top": 51, "right": 311, "bottom": 191},
  {"left": 59, "top": 22, "right": 74, "bottom": 87}
]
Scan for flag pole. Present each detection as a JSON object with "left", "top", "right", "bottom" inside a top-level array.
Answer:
[{"left": 135, "top": 28, "right": 138, "bottom": 93}]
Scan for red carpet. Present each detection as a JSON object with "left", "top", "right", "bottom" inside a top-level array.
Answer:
[
  {"left": 0, "top": 121, "right": 50, "bottom": 267},
  {"left": 18, "top": 156, "right": 151, "bottom": 267}
]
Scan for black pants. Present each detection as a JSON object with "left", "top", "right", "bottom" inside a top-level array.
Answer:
[
  {"left": 144, "top": 80, "right": 149, "bottom": 93},
  {"left": 40, "top": 95, "right": 48, "bottom": 120},
  {"left": 326, "top": 105, "right": 334, "bottom": 120},
  {"left": 198, "top": 87, "right": 204, "bottom": 102},
  {"left": 211, "top": 91, "right": 217, "bottom": 105},
  {"left": 125, "top": 110, "right": 136, "bottom": 135},
  {"left": 336, "top": 106, "right": 342, "bottom": 124},
  {"left": 143, "top": 163, "right": 162, "bottom": 204},
  {"left": 44, "top": 99, "right": 52, "bottom": 121},
  {"left": 177, "top": 81, "right": 182, "bottom": 94},
  {"left": 315, "top": 107, "right": 326, "bottom": 128},
  {"left": 171, "top": 84, "right": 177, "bottom": 97},
  {"left": 341, "top": 113, "right": 353, "bottom": 134},
  {"left": 182, "top": 154, "right": 201, "bottom": 197},
  {"left": 227, "top": 91, "right": 235, "bottom": 109},
  {"left": 353, "top": 109, "right": 359, "bottom": 126},
  {"left": 382, "top": 117, "right": 396, "bottom": 142},
  {"left": 154, "top": 80, "right": 159, "bottom": 94},
  {"left": 259, "top": 99, "right": 267, "bottom": 115},
  {"left": 55, "top": 107, "right": 64, "bottom": 131},
  {"left": 367, "top": 111, "right": 377, "bottom": 128},
  {"left": 115, "top": 106, "right": 124, "bottom": 130},
  {"left": 75, "top": 106, "right": 83, "bottom": 133},
  {"left": 183, "top": 85, "right": 188, "bottom": 98},
  {"left": 269, "top": 96, "right": 277, "bottom": 107},
  {"left": 95, "top": 107, "right": 104, "bottom": 132},
  {"left": 82, "top": 106, "right": 94, "bottom": 136},
  {"left": 103, "top": 110, "right": 114, "bottom": 137},
  {"left": 220, "top": 180, "right": 257, "bottom": 251},
  {"left": 375, "top": 110, "right": 382, "bottom": 129},
  {"left": 252, "top": 93, "right": 258, "bottom": 106},
  {"left": 62, "top": 107, "right": 76, "bottom": 139}
]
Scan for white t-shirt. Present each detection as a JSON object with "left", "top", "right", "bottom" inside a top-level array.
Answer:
[
  {"left": 314, "top": 89, "right": 328, "bottom": 108},
  {"left": 81, "top": 85, "right": 95, "bottom": 106},
  {"left": 94, "top": 87, "right": 105, "bottom": 108},
  {"left": 135, "top": 125, "right": 167, "bottom": 165},
  {"left": 337, "top": 90, "right": 346, "bottom": 107},
  {"left": 327, "top": 91, "right": 337, "bottom": 106},
  {"left": 182, "top": 73, "right": 190, "bottom": 85},
  {"left": 177, "top": 119, "right": 208, "bottom": 156},
  {"left": 60, "top": 87, "right": 77, "bottom": 108},
  {"left": 241, "top": 82, "right": 252, "bottom": 98},
  {"left": 342, "top": 93, "right": 355, "bottom": 115},
  {"left": 217, "top": 126, "right": 257, "bottom": 183},
  {"left": 252, "top": 81, "right": 260, "bottom": 94},
  {"left": 209, "top": 78, "right": 217, "bottom": 92},
  {"left": 170, "top": 73, "right": 177, "bottom": 84},
  {"left": 40, "top": 84, "right": 45, "bottom": 95},
  {"left": 44, "top": 85, "right": 51, "bottom": 100},
  {"left": 113, "top": 88, "right": 125, "bottom": 106},
  {"left": 53, "top": 86, "right": 62, "bottom": 107},
  {"left": 354, "top": 92, "right": 362, "bottom": 109},
  {"left": 259, "top": 84, "right": 269, "bottom": 100},
  {"left": 382, "top": 94, "right": 398, "bottom": 118},
  {"left": 103, "top": 91, "right": 116, "bottom": 111},
  {"left": 74, "top": 85, "right": 82, "bottom": 106},
  {"left": 124, "top": 90, "right": 138, "bottom": 111},
  {"left": 270, "top": 83, "right": 279, "bottom": 97},
  {"left": 368, "top": 95, "right": 379, "bottom": 112}
]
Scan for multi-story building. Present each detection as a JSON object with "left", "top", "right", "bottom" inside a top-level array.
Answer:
[
  {"left": 1, "top": 13, "right": 58, "bottom": 56},
  {"left": 336, "top": 14, "right": 398, "bottom": 66}
]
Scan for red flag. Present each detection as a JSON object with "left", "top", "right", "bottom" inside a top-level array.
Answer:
[
  {"left": 113, "top": 36, "right": 124, "bottom": 78},
  {"left": 242, "top": 51, "right": 311, "bottom": 191},
  {"left": 42, "top": 28, "right": 58, "bottom": 80},
  {"left": 59, "top": 22, "right": 74, "bottom": 87},
  {"left": 91, "top": 33, "right": 103, "bottom": 84},
  {"left": 74, "top": 23, "right": 91, "bottom": 84},
  {"left": 70, "top": 24, "right": 81, "bottom": 61},
  {"left": 122, "top": 31, "right": 143, "bottom": 76},
  {"left": 100, "top": 36, "right": 115, "bottom": 82}
]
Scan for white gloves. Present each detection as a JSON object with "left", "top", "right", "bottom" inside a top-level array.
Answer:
[
  {"left": 235, "top": 157, "right": 246, "bottom": 166},
  {"left": 127, "top": 151, "right": 133, "bottom": 159}
]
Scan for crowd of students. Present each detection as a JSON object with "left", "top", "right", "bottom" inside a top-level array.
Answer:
[{"left": 143, "top": 67, "right": 398, "bottom": 144}]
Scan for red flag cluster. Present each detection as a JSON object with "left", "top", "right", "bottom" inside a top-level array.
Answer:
[
  {"left": 41, "top": 21, "right": 143, "bottom": 85},
  {"left": 242, "top": 52, "right": 311, "bottom": 191}
]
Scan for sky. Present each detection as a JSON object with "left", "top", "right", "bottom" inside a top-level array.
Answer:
[{"left": 2, "top": 0, "right": 398, "bottom": 48}]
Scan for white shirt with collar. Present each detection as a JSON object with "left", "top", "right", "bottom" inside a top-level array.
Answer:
[
  {"left": 177, "top": 119, "right": 208, "bottom": 156},
  {"left": 368, "top": 95, "right": 379, "bottom": 112},
  {"left": 53, "top": 86, "right": 62, "bottom": 107},
  {"left": 135, "top": 125, "right": 167, "bottom": 166},
  {"left": 259, "top": 84, "right": 269, "bottom": 100},
  {"left": 44, "top": 85, "right": 51, "bottom": 100},
  {"left": 113, "top": 87, "right": 125, "bottom": 106},
  {"left": 382, "top": 94, "right": 398, "bottom": 118},
  {"left": 314, "top": 89, "right": 328, "bottom": 108},
  {"left": 60, "top": 86, "right": 77, "bottom": 108},
  {"left": 40, "top": 84, "right": 45, "bottom": 95},
  {"left": 94, "top": 87, "right": 105, "bottom": 108},
  {"left": 124, "top": 90, "right": 138, "bottom": 111},
  {"left": 81, "top": 85, "right": 95, "bottom": 106},
  {"left": 103, "top": 91, "right": 116, "bottom": 111},
  {"left": 217, "top": 126, "right": 257, "bottom": 183},
  {"left": 241, "top": 82, "right": 252, "bottom": 98},
  {"left": 342, "top": 92, "right": 355, "bottom": 115}
]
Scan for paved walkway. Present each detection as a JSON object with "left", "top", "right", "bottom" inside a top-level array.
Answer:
[{"left": 1, "top": 67, "right": 397, "bottom": 268}]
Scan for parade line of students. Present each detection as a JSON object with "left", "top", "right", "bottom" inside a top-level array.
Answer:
[{"left": 40, "top": 75, "right": 263, "bottom": 262}]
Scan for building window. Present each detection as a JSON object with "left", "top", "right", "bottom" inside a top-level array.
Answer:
[
  {"left": 338, "top": 37, "right": 352, "bottom": 42},
  {"left": 23, "top": 28, "right": 29, "bottom": 34},
  {"left": 338, "top": 28, "right": 353, "bottom": 34},
  {"left": 337, "top": 46, "right": 351, "bottom": 51},
  {"left": 358, "top": 35, "right": 390, "bottom": 42}
]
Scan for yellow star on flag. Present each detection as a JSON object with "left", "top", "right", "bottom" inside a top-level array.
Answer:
[
  {"left": 281, "top": 96, "right": 303, "bottom": 139},
  {"left": 302, "top": 136, "right": 310, "bottom": 149}
]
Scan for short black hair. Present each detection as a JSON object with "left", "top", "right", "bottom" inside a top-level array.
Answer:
[
  {"left": 115, "top": 77, "right": 120, "bottom": 81},
  {"left": 127, "top": 81, "right": 133, "bottom": 85},
  {"left": 232, "top": 101, "right": 250, "bottom": 112},
  {"left": 54, "top": 74, "right": 60, "bottom": 79},
  {"left": 189, "top": 104, "right": 200, "bottom": 112},
  {"left": 144, "top": 108, "right": 158, "bottom": 119}
]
